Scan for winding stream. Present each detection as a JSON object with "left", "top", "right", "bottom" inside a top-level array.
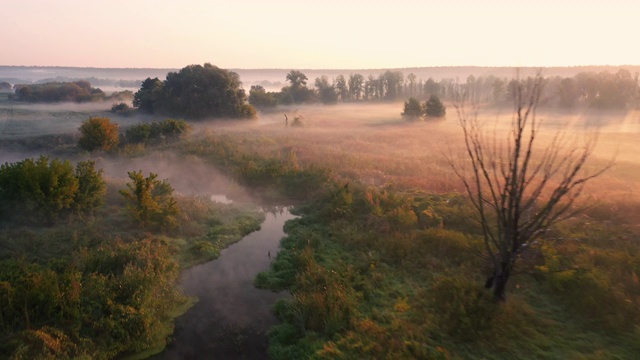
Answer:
[{"left": 152, "top": 207, "right": 295, "bottom": 360}]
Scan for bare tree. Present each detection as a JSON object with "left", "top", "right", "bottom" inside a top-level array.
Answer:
[{"left": 450, "top": 75, "right": 610, "bottom": 301}]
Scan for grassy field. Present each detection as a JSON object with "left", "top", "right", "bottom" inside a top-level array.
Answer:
[{"left": 1, "top": 98, "right": 640, "bottom": 359}]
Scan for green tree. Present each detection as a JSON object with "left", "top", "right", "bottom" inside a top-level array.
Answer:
[
  {"left": 407, "top": 73, "right": 417, "bottom": 97},
  {"left": 73, "top": 160, "right": 106, "bottom": 214},
  {"left": 315, "top": 76, "right": 338, "bottom": 104},
  {"left": 348, "top": 73, "right": 364, "bottom": 101},
  {"left": 286, "top": 70, "right": 308, "bottom": 88},
  {"left": 424, "top": 78, "right": 441, "bottom": 97},
  {"left": 335, "top": 75, "right": 349, "bottom": 101},
  {"left": 381, "top": 70, "right": 403, "bottom": 101},
  {"left": 0, "top": 156, "right": 79, "bottom": 224},
  {"left": 133, "top": 77, "right": 163, "bottom": 113},
  {"left": 119, "top": 171, "right": 179, "bottom": 230},
  {"left": 402, "top": 97, "right": 423, "bottom": 119},
  {"left": 160, "top": 64, "right": 256, "bottom": 119},
  {"left": 249, "top": 85, "right": 278, "bottom": 108},
  {"left": 78, "top": 117, "right": 120, "bottom": 152},
  {"left": 281, "top": 70, "right": 315, "bottom": 104},
  {"left": 424, "top": 95, "right": 446, "bottom": 117}
]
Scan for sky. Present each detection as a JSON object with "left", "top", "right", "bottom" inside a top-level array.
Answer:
[{"left": 0, "top": 0, "right": 638, "bottom": 69}]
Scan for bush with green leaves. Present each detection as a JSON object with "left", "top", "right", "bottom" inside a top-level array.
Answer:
[
  {"left": 0, "top": 157, "right": 105, "bottom": 224},
  {"left": 119, "top": 171, "right": 179, "bottom": 230},
  {"left": 424, "top": 94, "right": 446, "bottom": 118},
  {"left": 124, "top": 119, "right": 191, "bottom": 145},
  {"left": 402, "top": 97, "right": 424, "bottom": 118},
  {"left": 78, "top": 117, "right": 120, "bottom": 152}
]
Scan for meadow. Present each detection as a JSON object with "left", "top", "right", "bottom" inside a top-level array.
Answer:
[{"left": 1, "top": 93, "right": 640, "bottom": 359}]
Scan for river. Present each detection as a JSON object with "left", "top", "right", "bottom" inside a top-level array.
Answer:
[{"left": 152, "top": 207, "right": 295, "bottom": 360}]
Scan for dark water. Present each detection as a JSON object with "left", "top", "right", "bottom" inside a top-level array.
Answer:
[{"left": 152, "top": 208, "right": 295, "bottom": 360}]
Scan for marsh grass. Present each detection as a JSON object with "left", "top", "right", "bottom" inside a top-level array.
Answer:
[
  {"left": 2, "top": 99, "right": 640, "bottom": 359},
  {"left": 211, "top": 103, "right": 640, "bottom": 359}
]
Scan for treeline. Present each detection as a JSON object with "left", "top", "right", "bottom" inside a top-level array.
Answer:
[
  {"left": 248, "top": 68, "right": 640, "bottom": 110},
  {"left": 10, "top": 81, "right": 132, "bottom": 103},
  {"left": 33, "top": 76, "right": 141, "bottom": 88}
]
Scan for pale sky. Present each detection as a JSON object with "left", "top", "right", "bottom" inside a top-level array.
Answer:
[{"left": 0, "top": 0, "right": 637, "bottom": 69}]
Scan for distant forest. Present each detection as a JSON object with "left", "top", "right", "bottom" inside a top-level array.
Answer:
[{"left": 2, "top": 65, "right": 639, "bottom": 111}]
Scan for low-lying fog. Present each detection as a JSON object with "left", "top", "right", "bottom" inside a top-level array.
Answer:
[{"left": 1, "top": 101, "right": 638, "bottom": 203}]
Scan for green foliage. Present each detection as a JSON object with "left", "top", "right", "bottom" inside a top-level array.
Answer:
[
  {"left": 280, "top": 70, "right": 315, "bottom": 104},
  {"left": 111, "top": 102, "right": 134, "bottom": 116},
  {"left": 0, "top": 237, "right": 182, "bottom": 358},
  {"left": 12, "top": 81, "right": 105, "bottom": 103},
  {"left": 315, "top": 76, "right": 338, "bottom": 104},
  {"left": 402, "top": 97, "right": 424, "bottom": 118},
  {"left": 249, "top": 85, "right": 279, "bottom": 108},
  {"left": 119, "top": 171, "right": 179, "bottom": 230},
  {"left": 430, "top": 276, "right": 499, "bottom": 339},
  {"left": 124, "top": 119, "right": 191, "bottom": 145},
  {"left": 424, "top": 95, "right": 446, "bottom": 118},
  {"left": 77, "top": 117, "right": 120, "bottom": 152},
  {"left": 133, "top": 77, "right": 163, "bottom": 113},
  {"left": 133, "top": 64, "right": 256, "bottom": 119},
  {"left": 0, "top": 156, "right": 106, "bottom": 224},
  {"left": 73, "top": 160, "right": 106, "bottom": 215}
]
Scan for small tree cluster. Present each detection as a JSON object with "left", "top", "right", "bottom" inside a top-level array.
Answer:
[
  {"left": 133, "top": 63, "right": 256, "bottom": 119},
  {"left": 0, "top": 157, "right": 105, "bottom": 224},
  {"left": 78, "top": 117, "right": 120, "bottom": 152},
  {"left": 119, "top": 171, "right": 179, "bottom": 230},
  {"left": 402, "top": 95, "right": 446, "bottom": 119}
]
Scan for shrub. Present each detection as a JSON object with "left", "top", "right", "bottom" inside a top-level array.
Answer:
[
  {"left": 119, "top": 171, "right": 179, "bottom": 230},
  {"left": 0, "top": 157, "right": 106, "bottom": 224},
  {"left": 110, "top": 102, "right": 134, "bottom": 116},
  {"left": 430, "top": 275, "right": 498, "bottom": 339},
  {"left": 78, "top": 117, "right": 120, "bottom": 152},
  {"left": 402, "top": 97, "right": 424, "bottom": 118},
  {"left": 424, "top": 95, "right": 446, "bottom": 118}
]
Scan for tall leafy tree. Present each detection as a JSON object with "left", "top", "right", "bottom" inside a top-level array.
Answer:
[
  {"left": 335, "top": 75, "right": 349, "bottom": 101},
  {"left": 133, "top": 77, "right": 163, "bottom": 113},
  {"left": 348, "top": 73, "right": 364, "bottom": 101},
  {"left": 281, "top": 70, "right": 314, "bottom": 104},
  {"left": 407, "top": 73, "right": 417, "bottom": 97},
  {"left": 315, "top": 76, "right": 338, "bottom": 104},
  {"left": 381, "top": 70, "right": 403, "bottom": 101},
  {"left": 73, "top": 160, "right": 106, "bottom": 214}
]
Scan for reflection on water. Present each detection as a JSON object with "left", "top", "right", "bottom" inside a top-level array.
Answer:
[{"left": 152, "top": 209, "right": 295, "bottom": 360}]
